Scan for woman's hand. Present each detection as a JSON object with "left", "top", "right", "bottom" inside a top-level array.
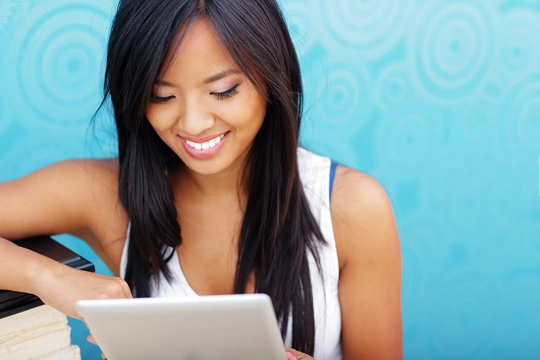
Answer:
[
  {"left": 0, "top": 237, "right": 132, "bottom": 320},
  {"left": 34, "top": 264, "right": 132, "bottom": 319},
  {"left": 286, "top": 348, "right": 314, "bottom": 360}
]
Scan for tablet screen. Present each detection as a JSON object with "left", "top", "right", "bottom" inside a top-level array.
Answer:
[{"left": 76, "top": 294, "right": 287, "bottom": 360}]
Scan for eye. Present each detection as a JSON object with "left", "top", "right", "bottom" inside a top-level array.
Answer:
[
  {"left": 212, "top": 85, "right": 239, "bottom": 100},
  {"left": 150, "top": 94, "right": 174, "bottom": 104}
]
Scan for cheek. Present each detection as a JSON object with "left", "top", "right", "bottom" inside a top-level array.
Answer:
[
  {"left": 233, "top": 93, "right": 267, "bottom": 132},
  {"left": 248, "top": 98, "right": 267, "bottom": 132},
  {"left": 145, "top": 105, "right": 178, "bottom": 132}
]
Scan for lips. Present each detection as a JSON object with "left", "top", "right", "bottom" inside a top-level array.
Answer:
[
  {"left": 184, "top": 133, "right": 225, "bottom": 150},
  {"left": 179, "top": 131, "right": 229, "bottom": 159}
]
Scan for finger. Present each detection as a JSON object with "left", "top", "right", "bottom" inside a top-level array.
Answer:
[
  {"left": 101, "top": 278, "right": 130, "bottom": 299},
  {"left": 87, "top": 334, "right": 97, "bottom": 345},
  {"left": 119, "top": 279, "right": 133, "bottom": 298},
  {"left": 286, "top": 349, "right": 297, "bottom": 360}
]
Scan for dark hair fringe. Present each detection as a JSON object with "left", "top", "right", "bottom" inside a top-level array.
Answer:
[{"left": 101, "top": 0, "right": 326, "bottom": 355}]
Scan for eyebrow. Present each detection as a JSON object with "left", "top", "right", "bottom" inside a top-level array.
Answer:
[
  {"left": 154, "top": 79, "right": 176, "bottom": 87},
  {"left": 154, "top": 69, "right": 241, "bottom": 88},
  {"left": 203, "top": 69, "right": 241, "bottom": 84}
]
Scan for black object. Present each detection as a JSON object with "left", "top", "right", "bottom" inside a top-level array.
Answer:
[{"left": 0, "top": 236, "right": 95, "bottom": 319}]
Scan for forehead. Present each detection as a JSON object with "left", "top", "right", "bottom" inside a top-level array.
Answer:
[{"left": 159, "top": 18, "right": 238, "bottom": 82}]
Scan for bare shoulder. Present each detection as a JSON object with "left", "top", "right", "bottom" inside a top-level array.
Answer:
[
  {"left": 11, "top": 157, "right": 118, "bottom": 187},
  {"left": 331, "top": 166, "right": 399, "bottom": 270},
  {"left": 63, "top": 158, "right": 119, "bottom": 195},
  {"left": 0, "top": 158, "right": 127, "bottom": 261},
  {"left": 330, "top": 165, "right": 402, "bottom": 358},
  {"left": 0, "top": 158, "right": 128, "bottom": 273},
  {"left": 17, "top": 158, "right": 120, "bottom": 211}
]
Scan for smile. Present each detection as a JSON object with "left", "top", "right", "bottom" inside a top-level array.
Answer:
[{"left": 185, "top": 133, "right": 226, "bottom": 150}]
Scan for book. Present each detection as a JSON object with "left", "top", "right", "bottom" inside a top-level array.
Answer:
[
  {"left": 0, "top": 305, "right": 81, "bottom": 359},
  {"left": 0, "top": 236, "right": 95, "bottom": 359}
]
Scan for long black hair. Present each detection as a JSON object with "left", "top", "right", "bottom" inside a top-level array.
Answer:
[{"left": 103, "top": 0, "right": 326, "bottom": 354}]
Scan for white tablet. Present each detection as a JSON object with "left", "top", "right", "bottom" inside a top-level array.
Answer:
[{"left": 75, "top": 294, "right": 287, "bottom": 360}]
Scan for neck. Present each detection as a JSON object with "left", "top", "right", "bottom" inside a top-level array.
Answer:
[{"left": 172, "top": 156, "right": 250, "bottom": 200}]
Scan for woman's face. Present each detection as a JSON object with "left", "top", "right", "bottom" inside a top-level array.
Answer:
[{"left": 145, "top": 19, "right": 267, "bottom": 178}]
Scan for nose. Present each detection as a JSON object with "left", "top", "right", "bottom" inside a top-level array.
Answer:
[{"left": 178, "top": 97, "right": 215, "bottom": 136}]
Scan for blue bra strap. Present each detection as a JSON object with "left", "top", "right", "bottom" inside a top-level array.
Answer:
[{"left": 329, "top": 161, "right": 338, "bottom": 201}]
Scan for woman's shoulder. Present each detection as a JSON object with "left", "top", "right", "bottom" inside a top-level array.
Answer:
[
  {"left": 23, "top": 157, "right": 119, "bottom": 182},
  {"left": 56, "top": 157, "right": 118, "bottom": 176},
  {"left": 49, "top": 157, "right": 126, "bottom": 229},
  {"left": 1, "top": 157, "right": 120, "bottom": 213},
  {"left": 330, "top": 166, "right": 402, "bottom": 356},
  {"left": 0, "top": 157, "right": 126, "bottom": 248},
  {"left": 330, "top": 165, "right": 400, "bottom": 269},
  {"left": 31, "top": 158, "right": 120, "bottom": 201},
  {"left": 332, "top": 166, "right": 391, "bottom": 212},
  {"left": 29, "top": 158, "right": 127, "bottom": 268}
]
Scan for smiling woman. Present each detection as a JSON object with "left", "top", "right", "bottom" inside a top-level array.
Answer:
[
  {"left": 0, "top": 0, "right": 402, "bottom": 359},
  {"left": 145, "top": 20, "right": 267, "bottom": 172}
]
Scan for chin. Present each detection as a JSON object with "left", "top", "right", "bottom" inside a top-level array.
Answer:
[{"left": 180, "top": 158, "right": 229, "bottom": 176}]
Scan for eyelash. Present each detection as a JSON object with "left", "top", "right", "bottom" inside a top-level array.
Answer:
[
  {"left": 149, "top": 84, "right": 239, "bottom": 104},
  {"left": 213, "top": 84, "right": 239, "bottom": 100},
  {"left": 150, "top": 95, "right": 174, "bottom": 104}
]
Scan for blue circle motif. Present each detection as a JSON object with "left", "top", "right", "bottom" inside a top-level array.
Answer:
[
  {"left": 315, "top": 61, "right": 371, "bottom": 130},
  {"left": 280, "top": 0, "right": 315, "bottom": 58},
  {"left": 499, "top": 11, "right": 540, "bottom": 74},
  {"left": 412, "top": 1, "right": 494, "bottom": 98},
  {"left": 4, "top": 2, "right": 111, "bottom": 129},
  {"left": 496, "top": 73, "right": 540, "bottom": 160},
  {"left": 319, "top": 0, "right": 410, "bottom": 59},
  {"left": 462, "top": 96, "right": 497, "bottom": 143},
  {"left": 389, "top": 114, "right": 430, "bottom": 166},
  {"left": 375, "top": 63, "right": 414, "bottom": 112}
]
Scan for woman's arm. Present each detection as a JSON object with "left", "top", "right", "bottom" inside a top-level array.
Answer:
[
  {"left": 0, "top": 159, "right": 120, "bottom": 242},
  {"left": 0, "top": 237, "right": 132, "bottom": 319},
  {"left": 0, "top": 159, "right": 131, "bottom": 317},
  {"left": 332, "top": 166, "right": 402, "bottom": 359},
  {"left": 0, "top": 159, "right": 127, "bottom": 269}
]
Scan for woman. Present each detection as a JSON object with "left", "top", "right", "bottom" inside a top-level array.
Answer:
[{"left": 0, "top": 0, "right": 402, "bottom": 358}]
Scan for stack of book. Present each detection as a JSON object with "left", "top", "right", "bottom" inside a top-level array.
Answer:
[
  {"left": 0, "top": 236, "right": 94, "bottom": 359},
  {"left": 0, "top": 305, "right": 80, "bottom": 359}
]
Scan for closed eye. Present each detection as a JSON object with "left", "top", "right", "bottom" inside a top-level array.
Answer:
[
  {"left": 150, "top": 95, "right": 175, "bottom": 104},
  {"left": 212, "top": 84, "right": 239, "bottom": 100}
]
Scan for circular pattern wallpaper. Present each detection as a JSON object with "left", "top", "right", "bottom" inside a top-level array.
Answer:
[{"left": 1, "top": 0, "right": 540, "bottom": 359}]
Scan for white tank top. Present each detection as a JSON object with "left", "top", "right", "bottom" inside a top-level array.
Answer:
[{"left": 120, "top": 148, "right": 342, "bottom": 360}]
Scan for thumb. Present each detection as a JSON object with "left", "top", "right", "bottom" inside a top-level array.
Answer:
[{"left": 286, "top": 349, "right": 298, "bottom": 360}]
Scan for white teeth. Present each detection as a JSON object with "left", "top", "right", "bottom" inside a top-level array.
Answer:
[{"left": 185, "top": 133, "right": 225, "bottom": 150}]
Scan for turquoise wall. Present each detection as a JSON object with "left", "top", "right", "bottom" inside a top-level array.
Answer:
[{"left": 1, "top": 1, "right": 539, "bottom": 359}]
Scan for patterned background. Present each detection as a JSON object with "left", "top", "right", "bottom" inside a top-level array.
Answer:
[{"left": 1, "top": 0, "right": 540, "bottom": 359}]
